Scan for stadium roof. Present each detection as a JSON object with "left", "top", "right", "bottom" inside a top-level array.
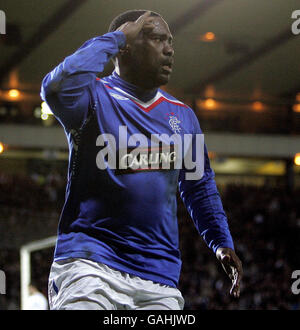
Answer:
[{"left": 0, "top": 0, "right": 299, "bottom": 106}]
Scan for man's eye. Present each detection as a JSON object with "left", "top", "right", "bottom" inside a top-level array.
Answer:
[{"left": 152, "top": 36, "right": 162, "bottom": 42}]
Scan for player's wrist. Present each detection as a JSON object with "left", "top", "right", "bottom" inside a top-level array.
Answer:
[{"left": 113, "top": 30, "right": 127, "bottom": 49}]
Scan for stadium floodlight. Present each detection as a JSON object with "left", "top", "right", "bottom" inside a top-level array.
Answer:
[
  {"left": 8, "top": 89, "right": 20, "bottom": 100},
  {"left": 20, "top": 236, "right": 57, "bottom": 310},
  {"left": 294, "top": 154, "right": 300, "bottom": 166},
  {"left": 41, "top": 102, "right": 53, "bottom": 115},
  {"left": 293, "top": 104, "right": 300, "bottom": 113}
]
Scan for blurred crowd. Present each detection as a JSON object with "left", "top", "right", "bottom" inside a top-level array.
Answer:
[
  {"left": 179, "top": 183, "right": 300, "bottom": 310},
  {"left": 0, "top": 170, "right": 64, "bottom": 248},
  {"left": 0, "top": 167, "right": 300, "bottom": 310}
]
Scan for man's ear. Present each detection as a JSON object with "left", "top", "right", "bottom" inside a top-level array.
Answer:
[
  {"left": 119, "top": 44, "right": 130, "bottom": 56},
  {"left": 118, "top": 45, "right": 132, "bottom": 66}
]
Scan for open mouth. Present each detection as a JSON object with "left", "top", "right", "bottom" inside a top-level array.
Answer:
[
  {"left": 161, "top": 65, "right": 172, "bottom": 73},
  {"left": 161, "top": 62, "right": 173, "bottom": 73}
]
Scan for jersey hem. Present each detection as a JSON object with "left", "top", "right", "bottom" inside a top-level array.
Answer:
[{"left": 54, "top": 251, "right": 178, "bottom": 288}]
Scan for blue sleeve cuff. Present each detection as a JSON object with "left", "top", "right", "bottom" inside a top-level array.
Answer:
[
  {"left": 113, "top": 31, "right": 126, "bottom": 49},
  {"left": 213, "top": 241, "right": 235, "bottom": 254}
]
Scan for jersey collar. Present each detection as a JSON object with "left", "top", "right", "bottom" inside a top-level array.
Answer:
[{"left": 108, "top": 71, "right": 158, "bottom": 103}]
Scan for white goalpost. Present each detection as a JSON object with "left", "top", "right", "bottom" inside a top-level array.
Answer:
[{"left": 19, "top": 236, "right": 57, "bottom": 310}]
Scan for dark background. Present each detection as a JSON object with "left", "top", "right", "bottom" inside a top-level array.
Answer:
[{"left": 0, "top": 0, "right": 300, "bottom": 310}]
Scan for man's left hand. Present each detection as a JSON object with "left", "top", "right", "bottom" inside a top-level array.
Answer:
[{"left": 216, "top": 247, "right": 243, "bottom": 298}]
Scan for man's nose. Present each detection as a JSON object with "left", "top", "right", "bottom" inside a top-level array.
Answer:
[{"left": 163, "top": 43, "right": 174, "bottom": 57}]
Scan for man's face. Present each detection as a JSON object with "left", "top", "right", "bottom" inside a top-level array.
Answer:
[{"left": 127, "top": 16, "right": 174, "bottom": 88}]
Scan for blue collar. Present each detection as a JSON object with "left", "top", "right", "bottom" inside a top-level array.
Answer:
[{"left": 108, "top": 71, "right": 158, "bottom": 103}]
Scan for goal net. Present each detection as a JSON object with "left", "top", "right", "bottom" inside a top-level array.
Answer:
[{"left": 19, "top": 236, "right": 57, "bottom": 310}]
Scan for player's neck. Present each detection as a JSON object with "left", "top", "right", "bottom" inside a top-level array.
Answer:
[
  {"left": 112, "top": 70, "right": 158, "bottom": 102},
  {"left": 116, "top": 65, "right": 158, "bottom": 95}
]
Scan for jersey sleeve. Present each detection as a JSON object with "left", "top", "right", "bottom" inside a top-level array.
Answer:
[
  {"left": 40, "top": 31, "right": 126, "bottom": 129},
  {"left": 178, "top": 109, "right": 234, "bottom": 253}
]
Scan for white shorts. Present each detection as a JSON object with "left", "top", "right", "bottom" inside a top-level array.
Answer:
[{"left": 48, "top": 258, "right": 184, "bottom": 310}]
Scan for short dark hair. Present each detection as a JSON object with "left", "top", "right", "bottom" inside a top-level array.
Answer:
[{"left": 108, "top": 9, "right": 161, "bottom": 32}]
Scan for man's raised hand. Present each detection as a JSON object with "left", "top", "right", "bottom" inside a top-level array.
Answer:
[{"left": 117, "top": 11, "right": 154, "bottom": 46}]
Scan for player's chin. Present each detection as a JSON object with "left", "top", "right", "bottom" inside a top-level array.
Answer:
[{"left": 156, "top": 72, "right": 171, "bottom": 86}]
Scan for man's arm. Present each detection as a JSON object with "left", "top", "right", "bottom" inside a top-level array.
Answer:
[
  {"left": 178, "top": 110, "right": 243, "bottom": 297},
  {"left": 178, "top": 143, "right": 235, "bottom": 252},
  {"left": 40, "top": 31, "right": 126, "bottom": 129},
  {"left": 40, "top": 11, "right": 153, "bottom": 129}
]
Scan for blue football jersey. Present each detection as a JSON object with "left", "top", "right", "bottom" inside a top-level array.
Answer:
[{"left": 41, "top": 31, "right": 234, "bottom": 287}]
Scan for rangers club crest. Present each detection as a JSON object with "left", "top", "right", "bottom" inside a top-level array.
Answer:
[{"left": 166, "top": 112, "right": 181, "bottom": 134}]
